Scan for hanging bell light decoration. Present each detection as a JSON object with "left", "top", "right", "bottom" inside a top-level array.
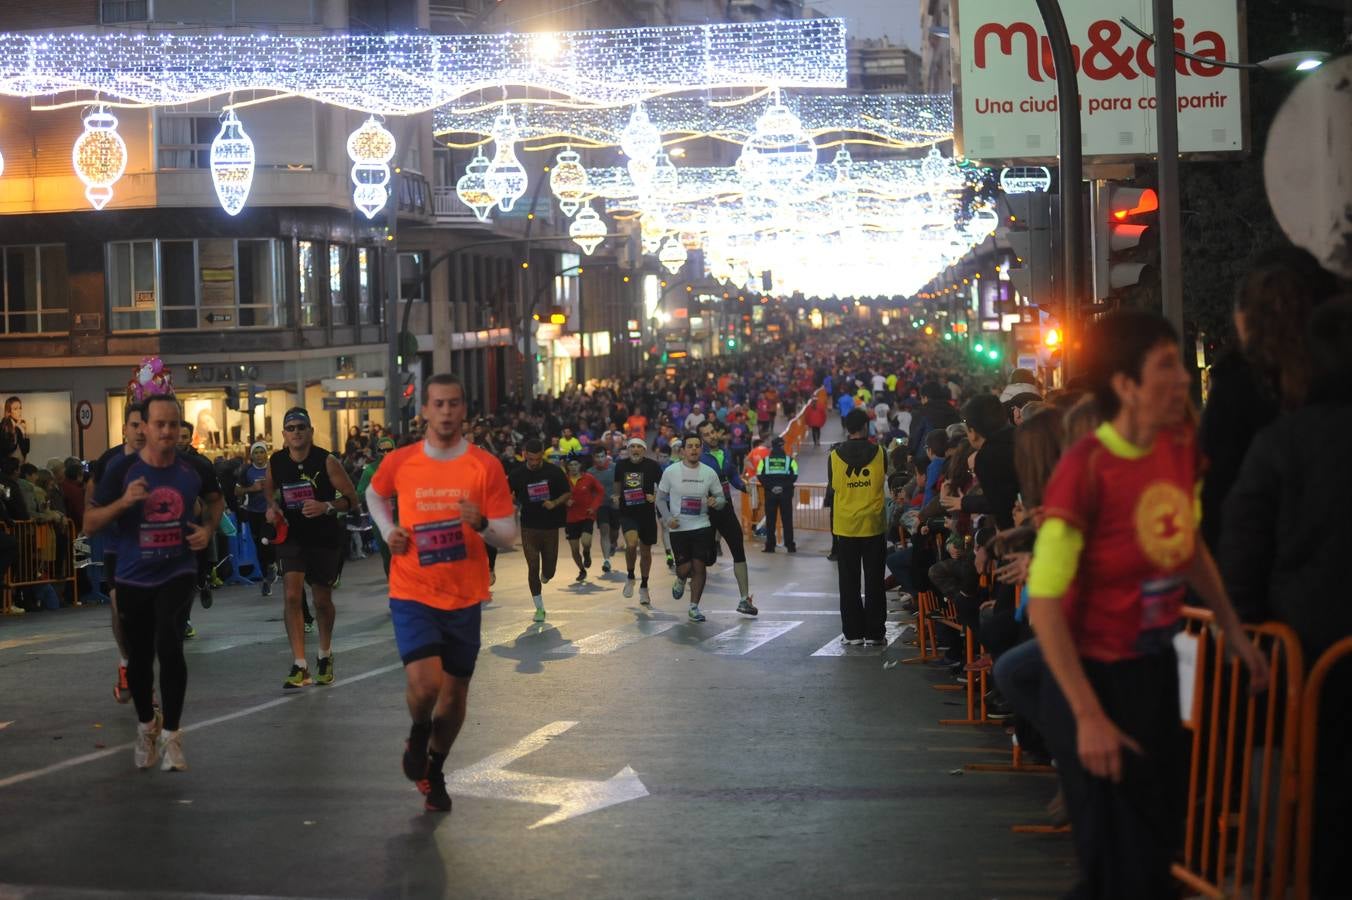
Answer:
[
  {"left": 737, "top": 98, "right": 817, "bottom": 201},
  {"left": 346, "top": 116, "right": 396, "bottom": 219},
  {"left": 456, "top": 151, "right": 495, "bottom": 221},
  {"left": 651, "top": 149, "right": 678, "bottom": 196},
  {"left": 549, "top": 147, "right": 591, "bottom": 218},
  {"left": 485, "top": 111, "right": 528, "bottom": 212},
  {"left": 569, "top": 203, "right": 606, "bottom": 255},
  {"left": 210, "top": 110, "right": 255, "bottom": 216},
  {"left": 658, "top": 236, "right": 687, "bottom": 275},
  {"left": 72, "top": 106, "right": 127, "bottom": 210},
  {"left": 621, "top": 103, "right": 661, "bottom": 190}
]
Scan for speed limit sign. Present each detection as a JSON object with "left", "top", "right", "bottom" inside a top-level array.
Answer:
[{"left": 76, "top": 400, "right": 93, "bottom": 430}]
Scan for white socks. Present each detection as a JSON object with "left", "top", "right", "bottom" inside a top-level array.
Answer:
[{"left": 294, "top": 658, "right": 306, "bottom": 668}]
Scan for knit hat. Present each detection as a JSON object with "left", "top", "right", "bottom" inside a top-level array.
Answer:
[{"left": 249, "top": 441, "right": 268, "bottom": 456}]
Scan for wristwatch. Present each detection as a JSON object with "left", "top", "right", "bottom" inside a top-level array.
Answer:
[
  {"left": 324, "top": 501, "right": 337, "bottom": 515},
  {"left": 473, "top": 517, "right": 490, "bottom": 533}
]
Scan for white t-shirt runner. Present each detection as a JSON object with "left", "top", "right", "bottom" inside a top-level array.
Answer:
[{"left": 656, "top": 461, "right": 724, "bottom": 532}]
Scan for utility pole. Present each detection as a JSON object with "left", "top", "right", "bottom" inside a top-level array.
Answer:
[{"left": 1152, "top": 0, "right": 1186, "bottom": 337}]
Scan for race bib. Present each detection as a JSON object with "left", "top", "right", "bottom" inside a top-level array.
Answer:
[
  {"left": 282, "top": 481, "right": 315, "bottom": 510},
  {"left": 680, "top": 495, "right": 703, "bottom": 516},
  {"left": 526, "top": 480, "right": 550, "bottom": 503},
  {"left": 139, "top": 522, "right": 185, "bottom": 560},
  {"left": 623, "top": 487, "right": 647, "bottom": 506},
  {"left": 1135, "top": 576, "right": 1185, "bottom": 653},
  {"left": 414, "top": 518, "right": 467, "bottom": 566}
]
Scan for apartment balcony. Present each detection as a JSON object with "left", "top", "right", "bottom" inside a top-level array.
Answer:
[{"left": 431, "top": 186, "right": 498, "bottom": 229}]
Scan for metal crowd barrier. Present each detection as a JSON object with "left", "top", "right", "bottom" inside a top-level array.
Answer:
[
  {"left": 1, "top": 517, "right": 77, "bottom": 613},
  {"left": 1294, "top": 635, "right": 1352, "bottom": 900}
]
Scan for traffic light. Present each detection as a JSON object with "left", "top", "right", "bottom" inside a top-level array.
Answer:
[
  {"left": 725, "top": 336, "right": 737, "bottom": 350},
  {"left": 224, "top": 386, "right": 240, "bottom": 411},
  {"left": 400, "top": 371, "right": 416, "bottom": 406},
  {"left": 1092, "top": 183, "right": 1158, "bottom": 304},
  {"left": 999, "top": 192, "right": 1055, "bottom": 310}
]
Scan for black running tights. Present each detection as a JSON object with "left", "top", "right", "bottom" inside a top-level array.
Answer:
[{"left": 117, "top": 575, "right": 195, "bottom": 731}]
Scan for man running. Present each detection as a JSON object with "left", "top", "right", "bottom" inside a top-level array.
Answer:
[
  {"left": 690, "top": 420, "right": 757, "bottom": 616},
  {"left": 236, "top": 441, "right": 276, "bottom": 596},
  {"left": 366, "top": 374, "right": 516, "bottom": 813},
  {"left": 88, "top": 402, "right": 146, "bottom": 703},
  {"left": 656, "top": 434, "right": 725, "bottom": 622},
  {"left": 264, "top": 408, "right": 359, "bottom": 689},
  {"left": 588, "top": 444, "right": 618, "bottom": 574},
  {"left": 85, "top": 394, "right": 223, "bottom": 771},
  {"left": 614, "top": 437, "right": 663, "bottom": 605},
  {"left": 563, "top": 456, "right": 603, "bottom": 582},
  {"left": 507, "top": 439, "right": 571, "bottom": 622}
]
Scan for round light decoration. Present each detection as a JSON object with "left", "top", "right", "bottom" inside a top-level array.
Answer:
[
  {"left": 347, "top": 116, "right": 396, "bottom": 219},
  {"left": 621, "top": 103, "right": 662, "bottom": 189},
  {"left": 549, "top": 147, "right": 591, "bottom": 218},
  {"left": 485, "top": 112, "right": 528, "bottom": 212},
  {"left": 737, "top": 101, "right": 817, "bottom": 199},
  {"left": 72, "top": 106, "right": 127, "bottom": 210},
  {"left": 210, "top": 110, "right": 255, "bottom": 216},
  {"left": 456, "top": 151, "right": 495, "bottom": 221},
  {"left": 570, "top": 203, "right": 606, "bottom": 255},
  {"left": 658, "top": 236, "right": 687, "bottom": 275}
]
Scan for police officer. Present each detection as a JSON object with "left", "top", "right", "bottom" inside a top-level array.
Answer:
[{"left": 756, "top": 436, "right": 798, "bottom": 553}]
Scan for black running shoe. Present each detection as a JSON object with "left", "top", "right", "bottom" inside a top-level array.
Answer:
[
  {"left": 418, "top": 771, "right": 452, "bottom": 812},
  {"left": 199, "top": 587, "right": 213, "bottom": 610},
  {"left": 403, "top": 729, "right": 430, "bottom": 782}
]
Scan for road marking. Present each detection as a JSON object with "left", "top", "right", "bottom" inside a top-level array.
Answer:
[
  {"left": 0, "top": 660, "right": 403, "bottom": 791},
  {"left": 0, "top": 634, "right": 62, "bottom": 652},
  {"left": 445, "top": 720, "right": 648, "bottom": 828},
  {"left": 547, "top": 619, "right": 678, "bottom": 656},
  {"left": 25, "top": 639, "right": 118, "bottom": 656},
  {"left": 700, "top": 620, "right": 802, "bottom": 655},
  {"left": 482, "top": 621, "right": 569, "bottom": 648},
  {"left": 811, "top": 621, "right": 909, "bottom": 657}
]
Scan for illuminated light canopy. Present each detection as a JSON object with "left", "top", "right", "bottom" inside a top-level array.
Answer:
[
  {"left": 346, "top": 116, "right": 396, "bottom": 219},
  {"left": 549, "top": 147, "right": 591, "bottom": 218},
  {"left": 209, "top": 109, "right": 255, "bottom": 216},
  {"left": 570, "top": 203, "right": 606, "bottom": 255},
  {"left": 456, "top": 151, "right": 495, "bottom": 221},
  {"left": 72, "top": 106, "right": 127, "bottom": 210},
  {"left": 658, "top": 236, "right": 688, "bottom": 275},
  {"left": 0, "top": 21, "right": 846, "bottom": 113},
  {"left": 485, "top": 111, "right": 528, "bottom": 212}
]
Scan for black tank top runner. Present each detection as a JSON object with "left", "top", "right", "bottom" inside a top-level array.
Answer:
[{"left": 269, "top": 445, "right": 341, "bottom": 547}]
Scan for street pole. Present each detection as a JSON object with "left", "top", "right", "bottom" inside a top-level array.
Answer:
[
  {"left": 1033, "top": 0, "right": 1084, "bottom": 376},
  {"left": 383, "top": 226, "right": 402, "bottom": 433},
  {"left": 1152, "top": 0, "right": 1185, "bottom": 338}
]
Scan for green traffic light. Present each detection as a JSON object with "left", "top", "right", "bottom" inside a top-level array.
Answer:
[
  {"left": 974, "top": 342, "right": 984, "bottom": 353},
  {"left": 988, "top": 349, "right": 1000, "bottom": 361},
  {"left": 726, "top": 338, "right": 736, "bottom": 348},
  {"left": 943, "top": 333, "right": 952, "bottom": 341}
]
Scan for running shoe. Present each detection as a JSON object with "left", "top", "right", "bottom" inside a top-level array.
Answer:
[
  {"left": 639, "top": 587, "right": 652, "bottom": 606},
  {"left": 114, "top": 665, "right": 132, "bottom": 704},
  {"left": 403, "top": 730, "right": 430, "bottom": 782},
  {"left": 582, "top": 549, "right": 592, "bottom": 569},
  {"left": 623, "top": 578, "right": 636, "bottom": 599},
  {"left": 533, "top": 608, "right": 547, "bottom": 624},
  {"left": 134, "top": 711, "right": 163, "bottom": 770},
  {"left": 863, "top": 637, "right": 887, "bottom": 647},
  {"left": 665, "top": 553, "right": 675, "bottom": 571},
  {"left": 199, "top": 587, "right": 213, "bottom": 610},
  {"left": 602, "top": 560, "right": 611, "bottom": 574},
  {"left": 490, "top": 570, "right": 496, "bottom": 587},
  {"left": 418, "top": 772, "right": 452, "bottom": 813},
  {"left": 304, "top": 621, "right": 316, "bottom": 634},
  {"left": 736, "top": 598, "right": 759, "bottom": 617},
  {"left": 687, "top": 606, "right": 706, "bottom": 623},
  {"left": 261, "top": 578, "right": 272, "bottom": 597},
  {"left": 672, "top": 579, "right": 686, "bottom": 601},
  {"left": 840, "top": 637, "right": 864, "bottom": 646},
  {"left": 208, "top": 573, "right": 224, "bottom": 589},
  {"left": 159, "top": 729, "right": 187, "bottom": 772},
  {"left": 315, "top": 655, "right": 335, "bottom": 686},
  {"left": 283, "top": 664, "right": 312, "bottom": 689},
  {"left": 183, "top": 621, "right": 197, "bottom": 639}
]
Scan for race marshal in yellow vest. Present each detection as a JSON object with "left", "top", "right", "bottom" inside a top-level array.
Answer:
[{"left": 828, "top": 408, "right": 889, "bottom": 644}]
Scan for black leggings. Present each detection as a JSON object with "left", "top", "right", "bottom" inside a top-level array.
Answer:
[
  {"left": 117, "top": 575, "right": 196, "bottom": 731},
  {"left": 708, "top": 503, "right": 746, "bottom": 563},
  {"left": 243, "top": 509, "right": 275, "bottom": 572}
]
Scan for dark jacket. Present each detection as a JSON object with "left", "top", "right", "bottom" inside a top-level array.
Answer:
[
  {"left": 909, "top": 400, "right": 960, "bottom": 466},
  {"left": 1220, "top": 403, "right": 1352, "bottom": 660},
  {"left": 1199, "top": 351, "right": 1278, "bottom": 552},
  {"left": 961, "top": 426, "right": 1019, "bottom": 530}
]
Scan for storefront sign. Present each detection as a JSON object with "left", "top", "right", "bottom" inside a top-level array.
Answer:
[
  {"left": 322, "top": 395, "right": 387, "bottom": 411},
  {"left": 999, "top": 166, "right": 1052, "bottom": 193}
]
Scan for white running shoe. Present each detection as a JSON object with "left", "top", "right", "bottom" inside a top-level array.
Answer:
[
  {"left": 639, "top": 587, "right": 652, "bottom": 606},
  {"left": 623, "top": 578, "right": 636, "bottom": 599},
  {"left": 841, "top": 637, "right": 865, "bottom": 646},
  {"left": 135, "top": 712, "right": 163, "bottom": 769},
  {"left": 159, "top": 729, "right": 187, "bottom": 772}
]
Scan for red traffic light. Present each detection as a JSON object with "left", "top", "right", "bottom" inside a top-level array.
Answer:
[{"left": 1111, "top": 188, "right": 1158, "bottom": 221}]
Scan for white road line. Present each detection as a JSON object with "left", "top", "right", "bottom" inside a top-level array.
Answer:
[
  {"left": 0, "top": 661, "right": 403, "bottom": 791},
  {"left": 811, "top": 621, "right": 909, "bottom": 657},
  {"left": 547, "top": 619, "right": 679, "bottom": 656},
  {"left": 481, "top": 621, "right": 569, "bottom": 648},
  {"left": 700, "top": 620, "right": 802, "bottom": 655}
]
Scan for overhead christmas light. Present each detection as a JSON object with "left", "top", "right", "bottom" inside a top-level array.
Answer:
[
  {"left": 621, "top": 103, "right": 662, "bottom": 190},
  {"left": 456, "top": 151, "right": 495, "bottom": 221},
  {"left": 737, "top": 100, "right": 817, "bottom": 200},
  {"left": 485, "top": 111, "right": 528, "bottom": 212},
  {"left": 72, "top": 106, "right": 127, "bottom": 210},
  {"left": 651, "top": 149, "right": 678, "bottom": 196},
  {"left": 210, "top": 110, "right": 255, "bottom": 216},
  {"left": 570, "top": 203, "right": 606, "bottom": 255},
  {"left": 658, "top": 236, "right": 687, "bottom": 275},
  {"left": 640, "top": 211, "right": 667, "bottom": 255},
  {"left": 549, "top": 147, "right": 591, "bottom": 218},
  {"left": 347, "top": 116, "right": 396, "bottom": 219}
]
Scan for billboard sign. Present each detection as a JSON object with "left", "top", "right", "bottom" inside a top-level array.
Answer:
[{"left": 954, "top": 0, "right": 1245, "bottom": 162}]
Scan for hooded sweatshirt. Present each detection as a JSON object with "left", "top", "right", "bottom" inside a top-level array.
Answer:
[{"left": 827, "top": 436, "right": 886, "bottom": 538}]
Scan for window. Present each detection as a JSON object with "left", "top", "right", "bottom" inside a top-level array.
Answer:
[
  {"left": 399, "top": 252, "right": 425, "bottom": 304},
  {"left": 108, "top": 239, "right": 286, "bottom": 331},
  {"left": 101, "top": 0, "right": 149, "bottom": 22},
  {"left": 1, "top": 245, "right": 71, "bottom": 335},
  {"left": 298, "top": 240, "right": 321, "bottom": 328},
  {"left": 356, "top": 248, "right": 377, "bottom": 325},
  {"left": 329, "top": 244, "right": 349, "bottom": 327},
  {"left": 153, "top": 0, "right": 317, "bottom": 23},
  {"left": 157, "top": 114, "right": 218, "bottom": 169}
]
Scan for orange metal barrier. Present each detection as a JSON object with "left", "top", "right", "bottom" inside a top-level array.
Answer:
[
  {"left": 1, "top": 517, "right": 77, "bottom": 613},
  {"left": 741, "top": 387, "right": 829, "bottom": 538},
  {"left": 1172, "top": 607, "right": 1304, "bottom": 900},
  {"left": 1294, "top": 635, "right": 1352, "bottom": 900}
]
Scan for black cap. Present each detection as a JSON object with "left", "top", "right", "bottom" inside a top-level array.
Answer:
[{"left": 771, "top": 436, "right": 785, "bottom": 449}]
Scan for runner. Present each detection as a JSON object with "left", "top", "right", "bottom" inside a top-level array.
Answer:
[
  {"left": 235, "top": 441, "right": 276, "bottom": 596},
  {"left": 691, "top": 420, "right": 758, "bottom": 616},
  {"left": 264, "top": 408, "right": 359, "bottom": 689},
  {"left": 365, "top": 373, "right": 516, "bottom": 813},
  {"left": 85, "top": 394, "right": 223, "bottom": 771},
  {"left": 614, "top": 437, "right": 663, "bottom": 605},
  {"left": 355, "top": 435, "right": 398, "bottom": 576},
  {"left": 656, "top": 434, "right": 725, "bottom": 622},
  {"left": 655, "top": 443, "right": 676, "bottom": 570},
  {"left": 588, "top": 444, "right": 618, "bottom": 573},
  {"left": 87, "top": 402, "right": 146, "bottom": 703},
  {"left": 563, "top": 456, "right": 604, "bottom": 582},
  {"left": 506, "top": 438, "right": 571, "bottom": 622}
]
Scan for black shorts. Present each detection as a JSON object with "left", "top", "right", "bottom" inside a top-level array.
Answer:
[
  {"left": 565, "top": 520, "right": 593, "bottom": 541},
  {"left": 596, "top": 506, "right": 619, "bottom": 530},
  {"left": 274, "top": 542, "right": 344, "bottom": 588},
  {"left": 618, "top": 510, "right": 658, "bottom": 546},
  {"left": 670, "top": 527, "right": 716, "bottom": 566},
  {"left": 390, "top": 599, "right": 480, "bottom": 678}
]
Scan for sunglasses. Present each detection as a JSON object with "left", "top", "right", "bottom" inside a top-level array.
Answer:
[{"left": 283, "top": 423, "right": 309, "bottom": 433}]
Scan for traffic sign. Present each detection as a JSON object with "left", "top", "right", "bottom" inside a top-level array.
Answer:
[{"left": 75, "top": 400, "right": 93, "bottom": 430}]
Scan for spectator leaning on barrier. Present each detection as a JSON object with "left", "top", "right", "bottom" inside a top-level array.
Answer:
[{"left": 829, "top": 408, "right": 888, "bottom": 645}]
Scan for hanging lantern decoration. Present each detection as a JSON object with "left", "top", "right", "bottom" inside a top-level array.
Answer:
[
  {"left": 737, "top": 100, "right": 817, "bottom": 201},
  {"left": 456, "top": 151, "right": 495, "bottom": 221},
  {"left": 209, "top": 110, "right": 255, "bottom": 216},
  {"left": 621, "top": 103, "right": 661, "bottom": 190},
  {"left": 964, "top": 204, "right": 1000, "bottom": 240},
  {"left": 346, "top": 116, "right": 396, "bottom": 219},
  {"left": 658, "top": 236, "right": 687, "bottom": 275},
  {"left": 549, "top": 147, "right": 591, "bottom": 218},
  {"left": 640, "top": 211, "right": 666, "bottom": 256},
  {"left": 569, "top": 203, "right": 606, "bottom": 255},
  {"left": 485, "top": 111, "right": 528, "bottom": 212},
  {"left": 679, "top": 231, "right": 702, "bottom": 251},
  {"left": 651, "top": 149, "right": 678, "bottom": 196},
  {"left": 72, "top": 106, "right": 128, "bottom": 210},
  {"left": 710, "top": 255, "right": 733, "bottom": 285}
]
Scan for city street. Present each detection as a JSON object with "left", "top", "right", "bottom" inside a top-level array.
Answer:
[{"left": 0, "top": 497, "right": 1074, "bottom": 899}]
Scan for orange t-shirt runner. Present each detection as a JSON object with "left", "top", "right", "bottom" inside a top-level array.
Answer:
[
  {"left": 624, "top": 414, "right": 648, "bottom": 439},
  {"left": 370, "top": 442, "right": 514, "bottom": 611}
]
